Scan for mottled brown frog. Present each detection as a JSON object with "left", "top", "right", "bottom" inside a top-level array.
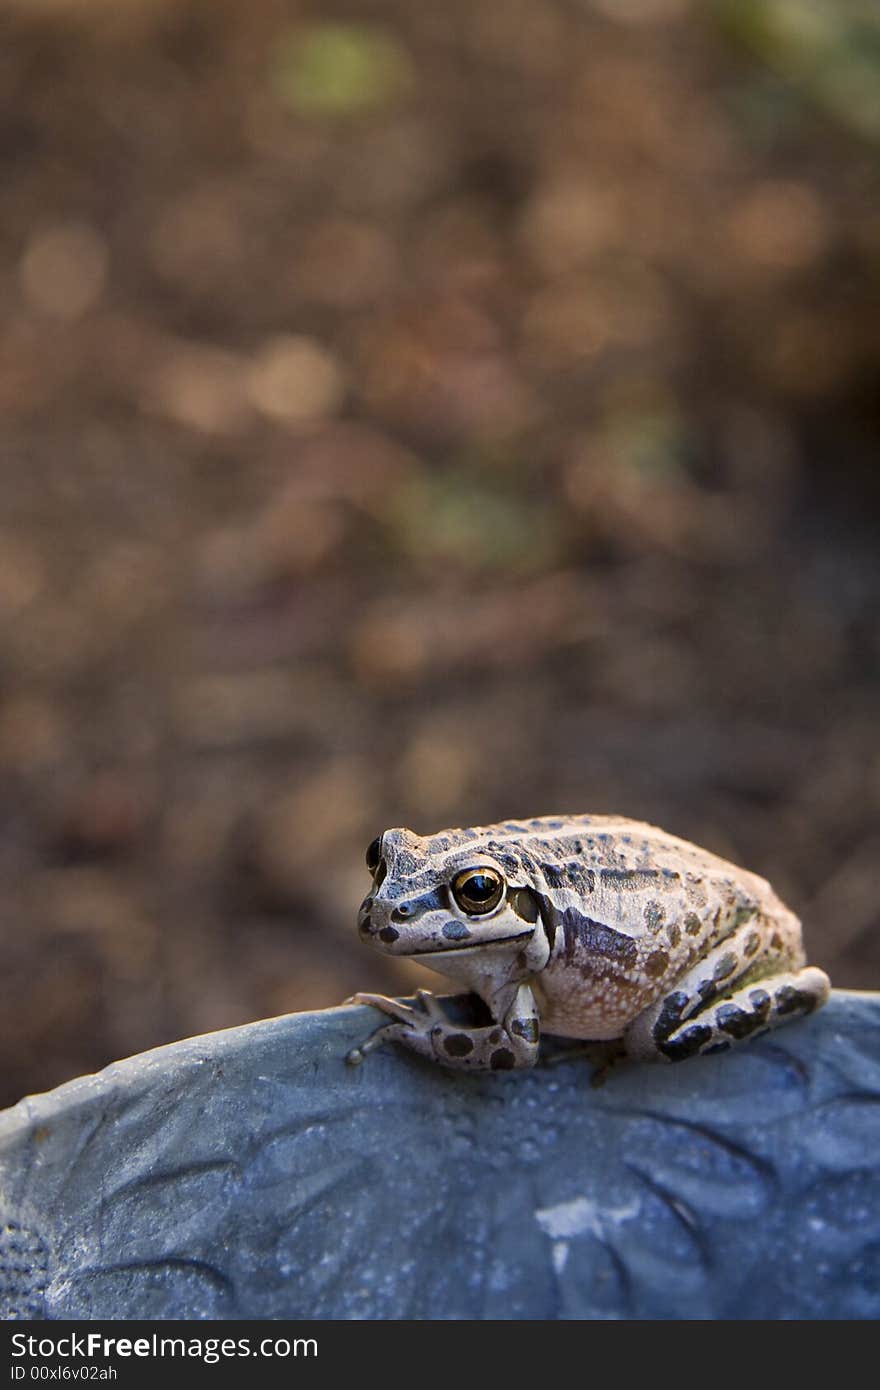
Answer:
[{"left": 347, "top": 814, "right": 830, "bottom": 1070}]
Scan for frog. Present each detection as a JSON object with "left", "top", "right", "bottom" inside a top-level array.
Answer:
[{"left": 345, "top": 814, "right": 830, "bottom": 1070}]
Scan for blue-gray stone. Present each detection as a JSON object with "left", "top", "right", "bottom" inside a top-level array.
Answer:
[{"left": 1, "top": 991, "right": 879, "bottom": 1320}]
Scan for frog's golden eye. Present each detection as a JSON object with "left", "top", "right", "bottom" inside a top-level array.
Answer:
[{"left": 450, "top": 867, "right": 504, "bottom": 916}]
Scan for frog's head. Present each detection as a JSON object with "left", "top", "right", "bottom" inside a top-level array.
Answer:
[{"left": 357, "top": 826, "right": 546, "bottom": 970}]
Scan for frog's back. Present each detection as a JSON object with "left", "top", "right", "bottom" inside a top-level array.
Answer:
[{"left": 432, "top": 813, "right": 773, "bottom": 893}]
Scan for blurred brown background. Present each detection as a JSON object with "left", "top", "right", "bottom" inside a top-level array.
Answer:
[{"left": 1, "top": 0, "right": 878, "bottom": 1108}]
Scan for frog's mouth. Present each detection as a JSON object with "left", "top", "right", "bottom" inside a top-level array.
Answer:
[{"left": 410, "top": 929, "right": 535, "bottom": 956}]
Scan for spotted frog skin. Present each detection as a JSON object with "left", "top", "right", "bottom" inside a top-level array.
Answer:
[{"left": 347, "top": 814, "right": 830, "bottom": 1071}]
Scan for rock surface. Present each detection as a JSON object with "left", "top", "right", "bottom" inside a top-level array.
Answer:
[{"left": 1, "top": 992, "right": 879, "bottom": 1320}]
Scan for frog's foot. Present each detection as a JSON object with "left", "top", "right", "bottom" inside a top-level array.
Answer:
[
  {"left": 344, "top": 990, "right": 447, "bottom": 1066},
  {"left": 542, "top": 1037, "right": 626, "bottom": 1082},
  {"left": 344, "top": 991, "right": 425, "bottom": 1024},
  {"left": 587, "top": 1039, "right": 629, "bottom": 1087},
  {"left": 346, "top": 984, "right": 541, "bottom": 1072}
]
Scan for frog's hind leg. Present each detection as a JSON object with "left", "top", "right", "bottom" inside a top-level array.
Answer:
[
  {"left": 625, "top": 918, "right": 830, "bottom": 1062},
  {"left": 651, "top": 966, "right": 829, "bottom": 1062}
]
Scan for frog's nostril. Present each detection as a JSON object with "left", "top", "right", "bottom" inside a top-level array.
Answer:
[
  {"left": 358, "top": 895, "right": 375, "bottom": 934},
  {"left": 391, "top": 902, "right": 414, "bottom": 922}
]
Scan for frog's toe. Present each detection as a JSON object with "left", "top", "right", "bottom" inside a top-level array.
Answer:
[
  {"left": 346, "top": 1015, "right": 437, "bottom": 1067},
  {"left": 415, "top": 989, "right": 446, "bottom": 1019},
  {"left": 345, "top": 1020, "right": 408, "bottom": 1065},
  {"left": 345, "top": 993, "right": 419, "bottom": 1024}
]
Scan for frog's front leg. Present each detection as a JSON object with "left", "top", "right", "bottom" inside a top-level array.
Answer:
[{"left": 346, "top": 984, "right": 540, "bottom": 1071}]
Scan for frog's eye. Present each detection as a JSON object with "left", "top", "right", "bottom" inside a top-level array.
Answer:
[
  {"left": 450, "top": 867, "right": 504, "bottom": 916},
  {"left": 366, "top": 836, "right": 388, "bottom": 888}
]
